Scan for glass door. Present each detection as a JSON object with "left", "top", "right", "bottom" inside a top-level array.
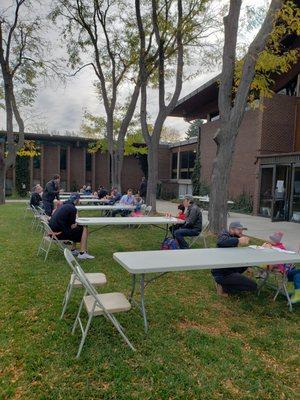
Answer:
[
  {"left": 290, "top": 166, "right": 300, "bottom": 222},
  {"left": 271, "top": 165, "right": 291, "bottom": 222},
  {"left": 259, "top": 166, "right": 274, "bottom": 218}
]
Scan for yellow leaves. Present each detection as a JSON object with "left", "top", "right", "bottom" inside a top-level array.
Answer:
[
  {"left": 234, "top": 0, "right": 300, "bottom": 105},
  {"left": 17, "top": 141, "right": 40, "bottom": 157}
]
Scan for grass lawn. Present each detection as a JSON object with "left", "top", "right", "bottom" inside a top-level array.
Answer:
[{"left": 0, "top": 204, "right": 299, "bottom": 399}]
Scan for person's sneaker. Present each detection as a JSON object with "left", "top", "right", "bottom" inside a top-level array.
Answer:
[
  {"left": 78, "top": 252, "right": 95, "bottom": 260},
  {"left": 215, "top": 282, "right": 228, "bottom": 297},
  {"left": 290, "top": 289, "right": 300, "bottom": 304},
  {"left": 71, "top": 249, "right": 80, "bottom": 256}
]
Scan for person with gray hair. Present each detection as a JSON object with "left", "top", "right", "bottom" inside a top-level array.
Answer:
[
  {"left": 172, "top": 195, "right": 202, "bottom": 249},
  {"left": 212, "top": 221, "right": 257, "bottom": 296}
]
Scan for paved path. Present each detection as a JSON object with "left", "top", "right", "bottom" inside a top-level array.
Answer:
[{"left": 157, "top": 200, "right": 300, "bottom": 250}]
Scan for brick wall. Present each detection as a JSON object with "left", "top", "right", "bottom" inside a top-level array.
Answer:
[
  {"left": 122, "top": 156, "right": 144, "bottom": 192},
  {"left": 70, "top": 146, "right": 85, "bottom": 190},
  {"left": 260, "top": 94, "right": 297, "bottom": 154},
  {"left": 95, "top": 152, "right": 109, "bottom": 189},
  {"left": 43, "top": 145, "right": 60, "bottom": 184},
  {"left": 158, "top": 147, "right": 171, "bottom": 180}
]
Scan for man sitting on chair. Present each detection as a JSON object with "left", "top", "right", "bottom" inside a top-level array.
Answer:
[
  {"left": 173, "top": 195, "right": 202, "bottom": 249},
  {"left": 30, "top": 184, "right": 43, "bottom": 208},
  {"left": 211, "top": 221, "right": 257, "bottom": 296},
  {"left": 48, "top": 193, "right": 94, "bottom": 260},
  {"left": 111, "top": 188, "right": 136, "bottom": 217}
]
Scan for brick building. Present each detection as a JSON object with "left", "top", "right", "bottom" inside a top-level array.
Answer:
[
  {"left": 1, "top": 132, "right": 147, "bottom": 194},
  {"left": 167, "top": 52, "right": 300, "bottom": 222}
]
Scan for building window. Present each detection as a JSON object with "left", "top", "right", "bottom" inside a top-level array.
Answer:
[
  {"left": 179, "top": 151, "right": 196, "bottom": 179},
  {"left": 33, "top": 155, "right": 40, "bottom": 169},
  {"left": 86, "top": 151, "right": 92, "bottom": 172},
  {"left": 60, "top": 148, "right": 67, "bottom": 170},
  {"left": 171, "top": 153, "right": 178, "bottom": 179}
]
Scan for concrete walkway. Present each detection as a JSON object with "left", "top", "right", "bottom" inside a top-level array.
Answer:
[{"left": 157, "top": 200, "right": 300, "bottom": 249}]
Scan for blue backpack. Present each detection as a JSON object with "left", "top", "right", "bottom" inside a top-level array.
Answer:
[{"left": 161, "top": 237, "right": 179, "bottom": 250}]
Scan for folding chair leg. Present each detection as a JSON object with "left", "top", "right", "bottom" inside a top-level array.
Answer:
[
  {"left": 72, "top": 297, "right": 85, "bottom": 334},
  {"left": 44, "top": 238, "right": 52, "bottom": 262},
  {"left": 282, "top": 282, "right": 293, "bottom": 312},
  {"left": 60, "top": 281, "right": 74, "bottom": 319},
  {"left": 203, "top": 235, "right": 207, "bottom": 248},
  {"left": 76, "top": 311, "right": 94, "bottom": 358}
]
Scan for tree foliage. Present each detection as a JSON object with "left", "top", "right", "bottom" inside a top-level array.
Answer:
[{"left": 185, "top": 119, "right": 204, "bottom": 139}]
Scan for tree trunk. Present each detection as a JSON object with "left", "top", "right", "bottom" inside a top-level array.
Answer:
[
  {"left": 0, "top": 162, "right": 6, "bottom": 205},
  {"left": 146, "top": 140, "right": 158, "bottom": 212},
  {"left": 208, "top": 125, "right": 237, "bottom": 233}
]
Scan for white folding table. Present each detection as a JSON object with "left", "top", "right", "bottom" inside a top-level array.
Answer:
[
  {"left": 193, "top": 195, "right": 234, "bottom": 205},
  {"left": 76, "top": 204, "right": 136, "bottom": 213},
  {"left": 76, "top": 216, "right": 184, "bottom": 234},
  {"left": 113, "top": 247, "right": 300, "bottom": 332}
]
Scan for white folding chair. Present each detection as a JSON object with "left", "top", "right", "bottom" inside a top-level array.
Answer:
[
  {"left": 186, "top": 221, "right": 209, "bottom": 248},
  {"left": 37, "top": 221, "right": 73, "bottom": 261},
  {"left": 64, "top": 249, "right": 135, "bottom": 357},
  {"left": 61, "top": 263, "right": 107, "bottom": 319},
  {"left": 144, "top": 205, "right": 152, "bottom": 216}
]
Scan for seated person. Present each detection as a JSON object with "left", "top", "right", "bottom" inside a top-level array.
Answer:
[
  {"left": 177, "top": 203, "right": 186, "bottom": 220},
  {"left": 30, "top": 184, "right": 43, "bottom": 208},
  {"left": 262, "top": 231, "right": 300, "bottom": 304},
  {"left": 173, "top": 195, "right": 202, "bottom": 249},
  {"left": 168, "top": 204, "right": 186, "bottom": 234},
  {"left": 211, "top": 221, "right": 257, "bottom": 296},
  {"left": 79, "top": 185, "right": 86, "bottom": 193},
  {"left": 97, "top": 185, "right": 108, "bottom": 199},
  {"left": 84, "top": 185, "right": 92, "bottom": 195},
  {"left": 111, "top": 188, "right": 136, "bottom": 217},
  {"left": 48, "top": 193, "right": 94, "bottom": 260},
  {"left": 107, "top": 187, "right": 122, "bottom": 205}
]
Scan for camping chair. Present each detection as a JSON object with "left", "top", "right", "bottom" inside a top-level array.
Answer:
[
  {"left": 37, "top": 220, "right": 73, "bottom": 262},
  {"left": 186, "top": 220, "right": 209, "bottom": 249},
  {"left": 257, "top": 267, "right": 293, "bottom": 311},
  {"left": 64, "top": 249, "right": 135, "bottom": 357},
  {"left": 61, "top": 261, "right": 107, "bottom": 319}
]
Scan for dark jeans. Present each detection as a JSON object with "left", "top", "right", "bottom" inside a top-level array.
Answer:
[
  {"left": 43, "top": 201, "right": 54, "bottom": 217},
  {"left": 214, "top": 272, "right": 257, "bottom": 294},
  {"left": 287, "top": 269, "right": 300, "bottom": 290},
  {"left": 173, "top": 228, "right": 200, "bottom": 249},
  {"left": 111, "top": 209, "right": 131, "bottom": 217}
]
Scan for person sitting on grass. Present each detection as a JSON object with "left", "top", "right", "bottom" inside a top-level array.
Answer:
[
  {"left": 111, "top": 188, "right": 136, "bottom": 217},
  {"left": 48, "top": 193, "right": 94, "bottom": 260},
  {"left": 172, "top": 195, "right": 202, "bottom": 249},
  {"left": 30, "top": 184, "right": 43, "bottom": 208},
  {"left": 262, "top": 231, "right": 300, "bottom": 305},
  {"left": 211, "top": 221, "right": 257, "bottom": 297}
]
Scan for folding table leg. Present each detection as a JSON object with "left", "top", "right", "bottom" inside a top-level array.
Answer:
[
  {"left": 129, "top": 274, "right": 137, "bottom": 302},
  {"left": 140, "top": 274, "right": 148, "bottom": 333}
]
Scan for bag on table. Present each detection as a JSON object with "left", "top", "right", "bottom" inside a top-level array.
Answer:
[{"left": 161, "top": 237, "right": 179, "bottom": 250}]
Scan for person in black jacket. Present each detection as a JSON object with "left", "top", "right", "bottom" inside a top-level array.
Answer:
[
  {"left": 139, "top": 177, "right": 147, "bottom": 200},
  {"left": 212, "top": 221, "right": 257, "bottom": 296},
  {"left": 49, "top": 193, "right": 94, "bottom": 260},
  {"left": 42, "top": 174, "right": 60, "bottom": 216},
  {"left": 173, "top": 195, "right": 202, "bottom": 249},
  {"left": 30, "top": 184, "right": 43, "bottom": 208}
]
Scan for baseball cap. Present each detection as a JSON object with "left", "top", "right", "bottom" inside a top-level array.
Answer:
[
  {"left": 69, "top": 193, "right": 80, "bottom": 203},
  {"left": 229, "top": 221, "right": 247, "bottom": 230},
  {"left": 184, "top": 194, "right": 194, "bottom": 202}
]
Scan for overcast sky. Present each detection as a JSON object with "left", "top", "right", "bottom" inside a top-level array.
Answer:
[{"left": 0, "top": 0, "right": 268, "bottom": 138}]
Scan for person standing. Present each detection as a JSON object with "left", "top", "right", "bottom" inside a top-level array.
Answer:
[
  {"left": 42, "top": 174, "right": 60, "bottom": 216},
  {"left": 139, "top": 177, "right": 147, "bottom": 201},
  {"left": 211, "top": 221, "right": 257, "bottom": 296}
]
